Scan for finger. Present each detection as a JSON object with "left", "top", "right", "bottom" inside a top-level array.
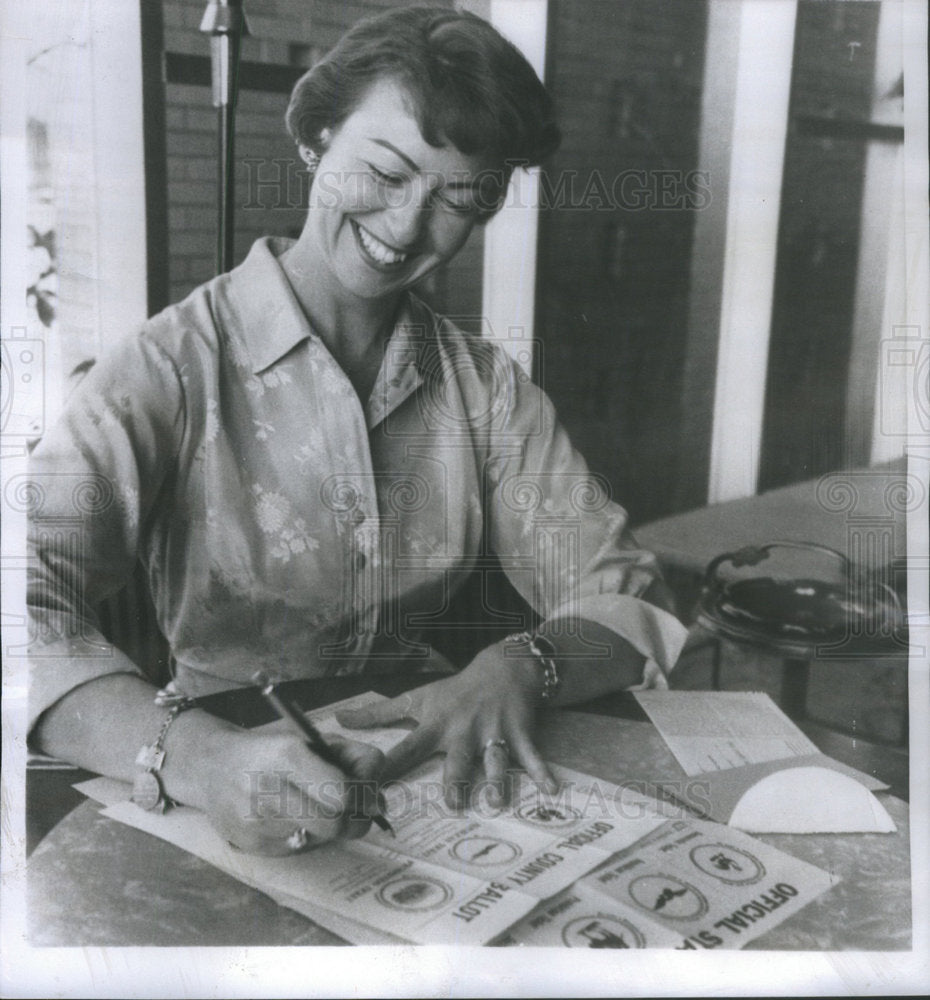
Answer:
[
  {"left": 442, "top": 742, "right": 477, "bottom": 810},
  {"left": 482, "top": 741, "right": 512, "bottom": 808},
  {"left": 336, "top": 691, "right": 419, "bottom": 729},
  {"left": 258, "top": 822, "right": 328, "bottom": 856},
  {"left": 215, "top": 811, "right": 327, "bottom": 857},
  {"left": 282, "top": 779, "right": 346, "bottom": 842},
  {"left": 269, "top": 744, "right": 356, "bottom": 842},
  {"left": 325, "top": 735, "right": 385, "bottom": 780},
  {"left": 509, "top": 733, "right": 558, "bottom": 794},
  {"left": 341, "top": 803, "right": 375, "bottom": 841},
  {"left": 320, "top": 736, "right": 385, "bottom": 839},
  {"left": 426, "top": 648, "right": 457, "bottom": 673},
  {"left": 223, "top": 830, "right": 291, "bottom": 856},
  {"left": 381, "top": 724, "right": 440, "bottom": 781}
]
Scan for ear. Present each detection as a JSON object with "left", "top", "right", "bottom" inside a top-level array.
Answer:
[{"left": 300, "top": 130, "right": 332, "bottom": 163}]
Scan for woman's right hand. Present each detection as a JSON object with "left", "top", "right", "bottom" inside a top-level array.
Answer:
[
  {"left": 174, "top": 724, "right": 386, "bottom": 856},
  {"left": 34, "top": 674, "right": 386, "bottom": 857}
]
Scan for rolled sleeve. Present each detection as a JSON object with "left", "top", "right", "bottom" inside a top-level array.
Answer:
[
  {"left": 486, "top": 351, "right": 687, "bottom": 685},
  {"left": 26, "top": 329, "right": 185, "bottom": 734},
  {"left": 547, "top": 594, "right": 688, "bottom": 689}
]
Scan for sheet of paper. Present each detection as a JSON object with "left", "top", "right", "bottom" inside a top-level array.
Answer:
[
  {"left": 634, "top": 691, "right": 820, "bottom": 776},
  {"left": 361, "top": 758, "right": 669, "bottom": 900},
  {"left": 91, "top": 693, "right": 671, "bottom": 945},
  {"left": 633, "top": 690, "right": 893, "bottom": 833},
  {"left": 727, "top": 765, "right": 896, "bottom": 833},
  {"left": 101, "top": 797, "right": 536, "bottom": 944},
  {"left": 633, "top": 690, "right": 887, "bottom": 790},
  {"left": 498, "top": 818, "right": 839, "bottom": 950},
  {"left": 493, "top": 881, "right": 684, "bottom": 948}
]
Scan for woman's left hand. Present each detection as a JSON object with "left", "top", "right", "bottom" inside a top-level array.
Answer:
[{"left": 336, "top": 642, "right": 557, "bottom": 809}]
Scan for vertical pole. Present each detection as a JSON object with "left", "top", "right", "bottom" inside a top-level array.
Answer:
[
  {"left": 707, "top": 0, "right": 798, "bottom": 503},
  {"left": 479, "top": 0, "right": 548, "bottom": 372},
  {"left": 201, "top": 1, "right": 247, "bottom": 275}
]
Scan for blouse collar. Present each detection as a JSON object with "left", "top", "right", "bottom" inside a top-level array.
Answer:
[{"left": 226, "top": 236, "right": 433, "bottom": 427}]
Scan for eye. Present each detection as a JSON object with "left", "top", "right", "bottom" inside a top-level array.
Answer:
[
  {"left": 434, "top": 190, "right": 478, "bottom": 217},
  {"left": 368, "top": 163, "right": 405, "bottom": 187}
]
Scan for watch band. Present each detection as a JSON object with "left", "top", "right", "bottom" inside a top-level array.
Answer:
[
  {"left": 505, "top": 631, "right": 561, "bottom": 702},
  {"left": 131, "top": 696, "right": 196, "bottom": 813}
]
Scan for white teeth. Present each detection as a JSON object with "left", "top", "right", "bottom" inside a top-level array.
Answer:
[{"left": 356, "top": 225, "right": 407, "bottom": 264}]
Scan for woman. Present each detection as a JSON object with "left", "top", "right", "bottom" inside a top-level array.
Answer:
[{"left": 28, "top": 6, "right": 687, "bottom": 854}]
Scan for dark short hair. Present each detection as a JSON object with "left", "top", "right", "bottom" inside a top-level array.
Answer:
[{"left": 285, "top": 5, "right": 560, "bottom": 215}]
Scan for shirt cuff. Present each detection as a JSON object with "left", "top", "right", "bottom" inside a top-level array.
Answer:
[{"left": 546, "top": 592, "right": 688, "bottom": 689}]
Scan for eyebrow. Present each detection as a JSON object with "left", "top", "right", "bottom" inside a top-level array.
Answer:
[
  {"left": 367, "top": 137, "right": 480, "bottom": 191},
  {"left": 369, "top": 138, "right": 420, "bottom": 173}
]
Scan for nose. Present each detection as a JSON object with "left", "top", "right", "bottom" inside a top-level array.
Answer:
[{"left": 383, "top": 178, "right": 431, "bottom": 247}]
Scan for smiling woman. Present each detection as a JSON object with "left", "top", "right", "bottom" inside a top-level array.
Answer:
[
  {"left": 283, "top": 80, "right": 489, "bottom": 349},
  {"left": 27, "top": 5, "right": 688, "bottom": 858}
]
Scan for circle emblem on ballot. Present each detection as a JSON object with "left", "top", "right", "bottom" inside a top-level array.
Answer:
[
  {"left": 377, "top": 874, "right": 454, "bottom": 912},
  {"left": 689, "top": 843, "right": 766, "bottom": 885},
  {"left": 628, "top": 874, "right": 708, "bottom": 920},
  {"left": 451, "top": 835, "right": 521, "bottom": 867},
  {"left": 515, "top": 802, "right": 581, "bottom": 829},
  {"left": 561, "top": 914, "right": 647, "bottom": 949}
]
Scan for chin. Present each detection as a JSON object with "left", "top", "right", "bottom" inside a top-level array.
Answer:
[{"left": 341, "top": 261, "right": 437, "bottom": 301}]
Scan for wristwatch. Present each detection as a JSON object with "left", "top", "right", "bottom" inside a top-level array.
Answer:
[
  {"left": 504, "top": 631, "right": 561, "bottom": 701},
  {"left": 131, "top": 697, "right": 195, "bottom": 813}
]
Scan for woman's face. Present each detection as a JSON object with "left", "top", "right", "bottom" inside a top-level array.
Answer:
[{"left": 302, "top": 77, "right": 490, "bottom": 302}]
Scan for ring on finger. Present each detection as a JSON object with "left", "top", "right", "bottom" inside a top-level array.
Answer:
[
  {"left": 483, "top": 737, "right": 510, "bottom": 755},
  {"left": 286, "top": 827, "right": 310, "bottom": 852}
]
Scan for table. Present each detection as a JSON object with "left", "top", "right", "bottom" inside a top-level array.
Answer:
[
  {"left": 27, "top": 677, "right": 911, "bottom": 950},
  {"left": 634, "top": 459, "right": 912, "bottom": 581},
  {"left": 635, "top": 463, "right": 913, "bottom": 757}
]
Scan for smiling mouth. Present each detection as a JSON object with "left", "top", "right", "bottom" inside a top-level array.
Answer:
[{"left": 352, "top": 221, "right": 409, "bottom": 267}]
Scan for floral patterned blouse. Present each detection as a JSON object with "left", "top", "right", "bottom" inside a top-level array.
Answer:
[{"left": 27, "top": 237, "right": 686, "bottom": 727}]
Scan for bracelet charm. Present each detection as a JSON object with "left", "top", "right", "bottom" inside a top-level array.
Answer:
[
  {"left": 131, "top": 696, "right": 196, "bottom": 813},
  {"left": 504, "top": 631, "right": 561, "bottom": 701}
]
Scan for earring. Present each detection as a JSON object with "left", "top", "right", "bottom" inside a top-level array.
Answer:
[{"left": 300, "top": 146, "right": 320, "bottom": 175}]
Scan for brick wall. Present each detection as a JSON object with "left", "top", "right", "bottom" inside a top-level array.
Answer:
[
  {"left": 535, "top": 0, "right": 708, "bottom": 524},
  {"left": 759, "top": 0, "right": 882, "bottom": 490},
  {"left": 159, "top": 0, "right": 483, "bottom": 319}
]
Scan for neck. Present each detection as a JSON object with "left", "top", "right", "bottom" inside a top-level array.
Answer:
[{"left": 280, "top": 229, "right": 401, "bottom": 365}]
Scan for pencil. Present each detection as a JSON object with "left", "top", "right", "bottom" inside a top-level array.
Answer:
[{"left": 253, "top": 671, "right": 395, "bottom": 837}]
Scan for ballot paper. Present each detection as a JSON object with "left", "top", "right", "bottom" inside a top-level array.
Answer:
[
  {"left": 633, "top": 691, "right": 896, "bottom": 833},
  {"left": 86, "top": 693, "right": 671, "bottom": 945},
  {"left": 78, "top": 692, "right": 840, "bottom": 945},
  {"left": 495, "top": 817, "right": 839, "bottom": 949},
  {"left": 100, "top": 764, "right": 669, "bottom": 944}
]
